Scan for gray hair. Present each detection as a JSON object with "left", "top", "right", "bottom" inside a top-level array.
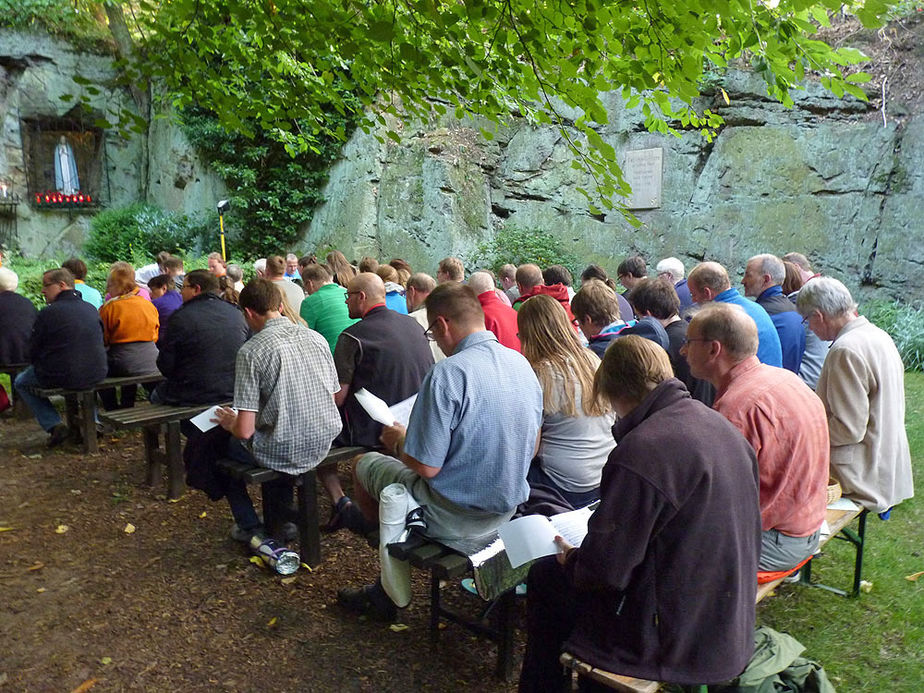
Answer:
[
  {"left": 226, "top": 263, "right": 243, "bottom": 282},
  {"left": 750, "top": 254, "right": 785, "bottom": 286},
  {"left": 796, "top": 276, "right": 857, "bottom": 318},
  {"left": 253, "top": 258, "right": 267, "bottom": 274},
  {"left": 467, "top": 271, "right": 495, "bottom": 295},
  {"left": 655, "top": 257, "right": 685, "bottom": 280},
  {"left": 0, "top": 267, "right": 18, "bottom": 292}
]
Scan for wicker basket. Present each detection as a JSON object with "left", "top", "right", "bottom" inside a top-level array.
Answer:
[{"left": 827, "top": 477, "right": 842, "bottom": 505}]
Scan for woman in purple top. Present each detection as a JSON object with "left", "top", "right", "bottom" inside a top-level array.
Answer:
[{"left": 149, "top": 274, "right": 183, "bottom": 345}]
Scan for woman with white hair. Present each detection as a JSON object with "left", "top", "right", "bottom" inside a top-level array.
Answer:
[
  {"left": 797, "top": 277, "right": 913, "bottom": 515},
  {"left": 0, "top": 267, "right": 38, "bottom": 412}
]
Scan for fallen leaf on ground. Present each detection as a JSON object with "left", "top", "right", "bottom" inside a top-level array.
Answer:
[
  {"left": 168, "top": 498, "right": 181, "bottom": 503},
  {"left": 69, "top": 679, "right": 98, "bottom": 693},
  {"left": 267, "top": 617, "right": 277, "bottom": 627},
  {"left": 123, "top": 523, "right": 136, "bottom": 534},
  {"left": 389, "top": 623, "right": 409, "bottom": 632},
  {"left": 99, "top": 656, "right": 112, "bottom": 665},
  {"left": 26, "top": 453, "right": 42, "bottom": 459},
  {"left": 905, "top": 571, "right": 924, "bottom": 582},
  {"left": 198, "top": 511, "right": 207, "bottom": 518},
  {"left": 280, "top": 576, "right": 297, "bottom": 585},
  {"left": 299, "top": 563, "right": 313, "bottom": 572},
  {"left": 55, "top": 525, "right": 69, "bottom": 534},
  {"left": 860, "top": 580, "right": 873, "bottom": 593},
  {"left": 249, "top": 556, "right": 266, "bottom": 569},
  {"left": 28, "top": 562, "right": 44, "bottom": 571},
  {"left": 36, "top": 587, "right": 46, "bottom": 593},
  {"left": 0, "top": 527, "right": 14, "bottom": 532}
]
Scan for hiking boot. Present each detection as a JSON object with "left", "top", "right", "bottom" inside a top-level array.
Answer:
[
  {"left": 337, "top": 581, "right": 398, "bottom": 622},
  {"left": 47, "top": 424, "right": 71, "bottom": 448}
]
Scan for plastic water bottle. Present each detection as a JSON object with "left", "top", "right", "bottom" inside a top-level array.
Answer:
[{"left": 249, "top": 535, "right": 300, "bottom": 575}]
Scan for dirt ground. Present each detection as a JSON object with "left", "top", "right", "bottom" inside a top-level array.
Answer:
[{"left": 0, "top": 415, "right": 523, "bottom": 692}]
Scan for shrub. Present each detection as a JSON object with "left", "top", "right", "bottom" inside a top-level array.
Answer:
[
  {"left": 84, "top": 204, "right": 204, "bottom": 264},
  {"left": 470, "top": 226, "right": 582, "bottom": 279},
  {"left": 862, "top": 299, "right": 924, "bottom": 371}
]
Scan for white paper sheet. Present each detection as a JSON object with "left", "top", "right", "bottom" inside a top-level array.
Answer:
[
  {"left": 354, "top": 388, "right": 417, "bottom": 428},
  {"left": 353, "top": 389, "right": 395, "bottom": 426},
  {"left": 190, "top": 405, "right": 235, "bottom": 432},
  {"left": 498, "top": 506, "right": 596, "bottom": 569},
  {"left": 827, "top": 497, "right": 860, "bottom": 511}
]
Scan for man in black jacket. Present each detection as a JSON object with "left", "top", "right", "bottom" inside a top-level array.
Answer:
[
  {"left": 14, "top": 268, "right": 107, "bottom": 446},
  {"left": 151, "top": 269, "right": 249, "bottom": 406},
  {"left": 0, "top": 267, "right": 37, "bottom": 367}
]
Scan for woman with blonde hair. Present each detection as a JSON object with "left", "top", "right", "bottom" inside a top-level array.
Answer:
[
  {"left": 517, "top": 294, "right": 615, "bottom": 507},
  {"left": 326, "top": 250, "right": 356, "bottom": 288},
  {"left": 98, "top": 264, "right": 159, "bottom": 409}
]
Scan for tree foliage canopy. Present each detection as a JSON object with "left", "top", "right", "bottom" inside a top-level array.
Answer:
[{"left": 111, "top": 1, "right": 891, "bottom": 212}]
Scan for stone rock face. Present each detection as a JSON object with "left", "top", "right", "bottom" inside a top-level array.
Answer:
[
  {"left": 304, "top": 69, "right": 922, "bottom": 301},
  {"left": 0, "top": 30, "right": 224, "bottom": 258}
]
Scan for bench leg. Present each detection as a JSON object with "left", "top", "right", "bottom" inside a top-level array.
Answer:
[
  {"left": 165, "top": 422, "right": 184, "bottom": 500},
  {"left": 143, "top": 426, "right": 161, "bottom": 487},
  {"left": 64, "top": 395, "right": 80, "bottom": 441},
  {"left": 79, "top": 392, "right": 97, "bottom": 453},
  {"left": 429, "top": 573, "right": 442, "bottom": 648},
  {"left": 494, "top": 590, "right": 516, "bottom": 681},
  {"left": 296, "top": 471, "right": 322, "bottom": 569}
]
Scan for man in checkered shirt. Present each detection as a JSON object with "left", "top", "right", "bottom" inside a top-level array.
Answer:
[{"left": 213, "top": 279, "right": 342, "bottom": 543}]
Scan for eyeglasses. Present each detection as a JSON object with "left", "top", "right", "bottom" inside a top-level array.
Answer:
[
  {"left": 681, "top": 337, "right": 710, "bottom": 346},
  {"left": 344, "top": 291, "right": 361, "bottom": 304},
  {"left": 424, "top": 321, "right": 438, "bottom": 342}
]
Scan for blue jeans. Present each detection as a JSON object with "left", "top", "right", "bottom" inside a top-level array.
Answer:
[
  {"left": 14, "top": 367, "right": 61, "bottom": 432},
  {"left": 221, "top": 439, "right": 294, "bottom": 537}
]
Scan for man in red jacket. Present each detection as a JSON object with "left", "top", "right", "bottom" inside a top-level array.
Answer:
[
  {"left": 467, "top": 271, "right": 520, "bottom": 351},
  {"left": 512, "top": 263, "right": 574, "bottom": 321}
]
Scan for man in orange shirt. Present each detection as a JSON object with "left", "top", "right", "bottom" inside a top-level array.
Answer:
[{"left": 682, "top": 303, "right": 829, "bottom": 572}]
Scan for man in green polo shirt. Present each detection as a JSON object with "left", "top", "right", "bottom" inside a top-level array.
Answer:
[{"left": 299, "top": 263, "right": 359, "bottom": 352}]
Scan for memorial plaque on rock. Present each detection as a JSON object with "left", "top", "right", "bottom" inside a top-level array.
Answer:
[{"left": 623, "top": 147, "right": 663, "bottom": 210}]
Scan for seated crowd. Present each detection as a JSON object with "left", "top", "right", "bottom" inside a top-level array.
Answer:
[{"left": 0, "top": 246, "right": 914, "bottom": 689}]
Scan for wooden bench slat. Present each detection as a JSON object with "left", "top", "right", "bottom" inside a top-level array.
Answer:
[
  {"left": 32, "top": 372, "right": 164, "bottom": 397},
  {"left": 430, "top": 552, "right": 472, "bottom": 580}
]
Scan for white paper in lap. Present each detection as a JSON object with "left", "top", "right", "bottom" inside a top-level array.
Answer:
[{"left": 379, "top": 483, "right": 421, "bottom": 607}]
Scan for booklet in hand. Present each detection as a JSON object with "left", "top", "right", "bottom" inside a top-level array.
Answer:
[{"left": 498, "top": 505, "right": 595, "bottom": 569}]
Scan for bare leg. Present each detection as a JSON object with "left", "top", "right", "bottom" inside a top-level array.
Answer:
[{"left": 318, "top": 465, "right": 345, "bottom": 503}]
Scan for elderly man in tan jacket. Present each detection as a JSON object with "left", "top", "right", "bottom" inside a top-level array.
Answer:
[{"left": 797, "top": 277, "right": 913, "bottom": 515}]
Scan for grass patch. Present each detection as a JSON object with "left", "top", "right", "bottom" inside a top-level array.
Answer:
[{"left": 757, "top": 371, "right": 924, "bottom": 691}]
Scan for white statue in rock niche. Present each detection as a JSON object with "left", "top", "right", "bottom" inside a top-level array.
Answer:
[{"left": 54, "top": 135, "right": 80, "bottom": 195}]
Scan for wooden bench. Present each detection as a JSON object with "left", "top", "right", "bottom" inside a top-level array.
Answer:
[
  {"left": 99, "top": 402, "right": 225, "bottom": 500},
  {"left": 215, "top": 446, "right": 368, "bottom": 569},
  {"left": 561, "top": 504, "right": 869, "bottom": 692},
  {"left": 0, "top": 363, "right": 30, "bottom": 419},
  {"left": 386, "top": 532, "right": 518, "bottom": 681},
  {"left": 31, "top": 373, "right": 164, "bottom": 453}
]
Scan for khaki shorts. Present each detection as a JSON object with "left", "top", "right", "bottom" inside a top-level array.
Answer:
[{"left": 355, "top": 452, "right": 512, "bottom": 548}]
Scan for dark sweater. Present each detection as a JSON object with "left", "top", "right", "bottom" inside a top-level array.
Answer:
[
  {"left": 0, "top": 291, "right": 38, "bottom": 365},
  {"left": 30, "top": 290, "right": 107, "bottom": 389},
  {"left": 757, "top": 286, "right": 806, "bottom": 374},
  {"left": 154, "top": 292, "right": 250, "bottom": 405},
  {"left": 333, "top": 305, "right": 434, "bottom": 447},
  {"left": 563, "top": 379, "right": 760, "bottom": 684}
]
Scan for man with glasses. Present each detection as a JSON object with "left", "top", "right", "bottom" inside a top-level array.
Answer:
[
  {"left": 14, "top": 268, "right": 107, "bottom": 446},
  {"left": 333, "top": 272, "right": 433, "bottom": 449},
  {"left": 338, "top": 282, "right": 543, "bottom": 621},
  {"left": 681, "top": 303, "right": 829, "bottom": 573}
]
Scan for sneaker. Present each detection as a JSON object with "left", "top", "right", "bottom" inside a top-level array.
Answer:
[
  {"left": 337, "top": 582, "right": 398, "bottom": 622},
  {"left": 783, "top": 570, "right": 801, "bottom": 584},
  {"left": 230, "top": 523, "right": 260, "bottom": 544},
  {"left": 325, "top": 496, "right": 373, "bottom": 535},
  {"left": 47, "top": 424, "right": 71, "bottom": 448}
]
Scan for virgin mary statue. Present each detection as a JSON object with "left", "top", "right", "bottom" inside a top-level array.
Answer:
[{"left": 54, "top": 135, "right": 80, "bottom": 195}]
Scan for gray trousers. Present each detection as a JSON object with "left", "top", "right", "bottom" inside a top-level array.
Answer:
[{"left": 760, "top": 527, "right": 821, "bottom": 571}]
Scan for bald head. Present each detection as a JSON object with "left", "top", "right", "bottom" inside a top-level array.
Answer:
[
  {"left": 516, "top": 264, "right": 543, "bottom": 291},
  {"left": 467, "top": 271, "right": 495, "bottom": 296},
  {"left": 688, "top": 262, "right": 731, "bottom": 303},
  {"left": 683, "top": 303, "right": 759, "bottom": 386},
  {"left": 346, "top": 272, "right": 386, "bottom": 318},
  {"left": 349, "top": 272, "right": 386, "bottom": 301}
]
